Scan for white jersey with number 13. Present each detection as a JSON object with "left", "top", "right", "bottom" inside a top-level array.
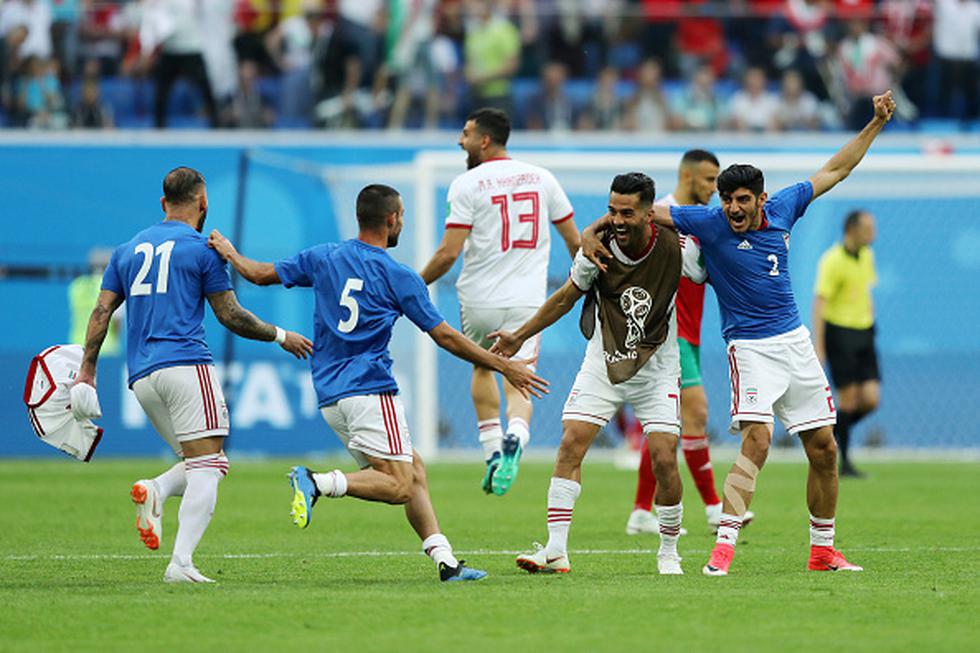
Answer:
[{"left": 445, "top": 157, "right": 574, "bottom": 309}]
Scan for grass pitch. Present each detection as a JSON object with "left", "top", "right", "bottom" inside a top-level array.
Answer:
[{"left": 0, "top": 458, "right": 977, "bottom": 652}]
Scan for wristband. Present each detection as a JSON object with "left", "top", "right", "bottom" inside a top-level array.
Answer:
[{"left": 274, "top": 326, "right": 286, "bottom": 345}]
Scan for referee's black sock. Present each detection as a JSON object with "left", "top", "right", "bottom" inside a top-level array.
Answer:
[{"left": 834, "top": 411, "right": 854, "bottom": 465}]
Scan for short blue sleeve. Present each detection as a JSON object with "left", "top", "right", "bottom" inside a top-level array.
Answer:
[
  {"left": 766, "top": 181, "right": 813, "bottom": 230},
  {"left": 101, "top": 247, "right": 124, "bottom": 295},
  {"left": 275, "top": 248, "right": 316, "bottom": 288},
  {"left": 201, "top": 247, "right": 233, "bottom": 294},
  {"left": 670, "top": 205, "right": 717, "bottom": 241},
  {"left": 392, "top": 264, "right": 444, "bottom": 332}
]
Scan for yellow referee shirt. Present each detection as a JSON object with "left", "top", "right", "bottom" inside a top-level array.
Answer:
[{"left": 814, "top": 244, "right": 877, "bottom": 330}]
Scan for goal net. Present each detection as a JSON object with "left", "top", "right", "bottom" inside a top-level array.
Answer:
[{"left": 322, "top": 149, "right": 980, "bottom": 458}]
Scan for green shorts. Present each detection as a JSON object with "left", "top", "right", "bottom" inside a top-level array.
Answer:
[{"left": 679, "top": 338, "right": 702, "bottom": 389}]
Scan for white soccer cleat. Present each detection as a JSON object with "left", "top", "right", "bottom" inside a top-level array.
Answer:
[
  {"left": 657, "top": 552, "right": 684, "bottom": 575},
  {"left": 163, "top": 561, "right": 215, "bottom": 583},
  {"left": 516, "top": 542, "right": 570, "bottom": 574},
  {"left": 626, "top": 509, "right": 687, "bottom": 536},
  {"left": 131, "top": 480, "right": 163, "bottom": 550}
]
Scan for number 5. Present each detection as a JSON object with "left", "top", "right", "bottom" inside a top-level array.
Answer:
[{"left": 338, "top": 278, "right": 364, "bottom": 333}]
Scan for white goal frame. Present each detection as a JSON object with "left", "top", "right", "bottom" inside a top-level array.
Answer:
[{"left": 411, "top": 149, "right": 980, "bottom": 459}]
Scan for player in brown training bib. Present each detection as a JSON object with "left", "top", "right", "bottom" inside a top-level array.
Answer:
[{"left": 490, "top": 172, "right": 707, "bottom": 575}]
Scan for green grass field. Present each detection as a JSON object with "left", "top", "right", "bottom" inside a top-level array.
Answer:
[{"left": 1, "top": 458, "right": 977, "bottom": 652}]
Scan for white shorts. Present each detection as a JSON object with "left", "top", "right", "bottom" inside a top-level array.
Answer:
[
  {"left": 460, "top": 304, "right": 540, "bottom": 370},
  {"left": 727, "top": 326, "right": 837, "bottom": 436},
  {"left": 321, "top": 392, "right": 413, "bottom": 468},
  {"left": 132, "top": 364, "right": 229, "bottom": 455},
  {"left": 561, "top": 338, "right": 681, "bottom": 436}
]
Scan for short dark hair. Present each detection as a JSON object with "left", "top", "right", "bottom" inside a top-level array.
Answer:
[
  {"left": 467, "top": 108, "right": 511, "bottom": 146},
  {"left": 356, "top": 184, "right": 401, "bottom": 230},
  {"left": 680, "top": 149, "right": 720, "bottom": 168},
  {"left": 843, "top": 209, "right": 868, "bottom": 233},
  {"left": 717, "top": 164, "right": 764, "bottom": 196},
  {"left": 163, "top": 167, "right": 206, "bottom": 205},
  {"left": 610, "top": 172, "right": 656, "bottom": 207}
]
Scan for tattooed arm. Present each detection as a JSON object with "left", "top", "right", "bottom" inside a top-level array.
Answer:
[
  {"left": 207, "top": 290, "right": 313, "bottom": 358},
  {"left": 76, "top": 290, "right": 125, "bottom": 387}
]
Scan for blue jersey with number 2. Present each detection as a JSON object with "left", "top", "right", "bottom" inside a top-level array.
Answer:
[
  {"left": 671, "top": 181, "right": 814, "bottom": 341},
  {"left": 275, "top": 239, "right": 445, "bottom": 407},
  {"left": 102, "top": 220, "right": 232, "bottom": 386}
]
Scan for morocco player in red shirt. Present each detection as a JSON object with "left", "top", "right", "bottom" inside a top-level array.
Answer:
[{"left": 625, "top": 150, "right": 752, "bottom": 534}]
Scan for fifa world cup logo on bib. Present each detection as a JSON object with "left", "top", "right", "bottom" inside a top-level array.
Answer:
[{"left": 620, "top": 286, "right": 652, "bottom": 350}]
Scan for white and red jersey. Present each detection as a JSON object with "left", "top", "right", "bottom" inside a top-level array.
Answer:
[
  {"left": 446, "top": 157, "right": 574, "bottom": 309},
  {"left": 657, "top": 193, "right": 706, "bottom": 346}
]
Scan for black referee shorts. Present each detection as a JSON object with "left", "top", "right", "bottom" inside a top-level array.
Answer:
[{"left": 825, "top": 322, "right": 880, "bottom": 388}]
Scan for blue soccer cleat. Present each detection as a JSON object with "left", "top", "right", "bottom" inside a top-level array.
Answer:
[
  {"left": 440, "top": 560, "right": 488, "bottom": 582},
  {"left": 481, "top": 451, "right": 501, "bottom": 494},
  {"left": 288, "top": 465, "right": 318, "bottom": 529},
  {"left": 491, "top": 435, "right": 522, "bottom": 496}
]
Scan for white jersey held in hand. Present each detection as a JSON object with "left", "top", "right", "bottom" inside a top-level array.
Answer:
[{"left": 446, "top": 157, "right": 574, "bottom": 309}]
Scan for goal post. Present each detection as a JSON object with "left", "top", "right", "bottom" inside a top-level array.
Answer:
[{"left": 410, "top": 149, "right": 980, "bottom": 458}]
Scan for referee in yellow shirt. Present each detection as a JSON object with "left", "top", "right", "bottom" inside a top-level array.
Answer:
[{"left": 812, "top": 210, "right": 880, "bottom": 478}]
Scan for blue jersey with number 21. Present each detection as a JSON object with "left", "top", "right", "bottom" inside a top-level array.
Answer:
[
  {"left": 102, "top": 220, "right": 232, "bottom": 386},
  {"left": 275, "top": 239, "right": 445, "bottom": 407},
  {"left": 671, "top": 181, "right": 814, "bottom": 341}
]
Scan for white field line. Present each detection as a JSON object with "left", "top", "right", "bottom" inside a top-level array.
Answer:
[{"left": 4, "top": 545, "right": 978, "bottom": 562}]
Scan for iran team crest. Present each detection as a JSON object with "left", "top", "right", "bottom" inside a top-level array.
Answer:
[{"left": 746, "top": 387, "right": 758, "bottom": 405}]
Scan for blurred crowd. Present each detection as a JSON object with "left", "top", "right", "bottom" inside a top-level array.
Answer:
[{"left": 0, "top": 0, "right": 977, "bottom": 131}]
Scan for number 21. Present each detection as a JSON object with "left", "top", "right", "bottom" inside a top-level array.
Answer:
[{"left": 767, "top": 254, "right": 780, "bottom": 276}]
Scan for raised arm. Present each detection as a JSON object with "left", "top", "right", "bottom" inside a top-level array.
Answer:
[
  {"left": 809, "top": 91, "right": 896, "bottom": 200},
  {"left": 489, "top": 279, "right": 585, "bottom": 357},
  {"left": 76, "top": 289, "right": 125, "bottom": 387},
  {"left": 208, "top": 229, "right": 281, "bottom": 285},
  {"left": 427, "top": 322, "right": 549, "bottom": 399},
  {"left": 420, "top": 227, "right": 469, "bottom": 285},
  {"left": 206, "top": 290, "right": 312, "bottom": 359}
]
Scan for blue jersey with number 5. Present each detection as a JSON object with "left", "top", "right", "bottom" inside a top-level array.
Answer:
[
  {"left": 671, "top": 181, "right": 813, "bottom": 341},
  {"left": 101, "top": 220, "right": 232, "bottom": 386},
  {"left": 275, "top": 239, "right": 445, "bottom": 407}
]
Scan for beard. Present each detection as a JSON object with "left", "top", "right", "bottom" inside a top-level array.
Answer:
[
  {"left": 387, "top": 230, "right": 400, "bottom": 247},
  {"left": 195, "top": 208, "right": 208, "bottom": 233},
  {"left": 466, "top": 151, "right": 481, "bottom": 170}
]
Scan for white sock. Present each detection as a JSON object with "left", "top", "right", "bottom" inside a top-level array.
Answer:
[
  {"left": 312, "top": 470, "right": 348, "bottom": 498},
  {"left": 507, "top": 416, "right": 531, "bottom": 449},
  {"left": 422, "top": 533, "right": 458, "bottom": 568},
  {"left": 478, "top": 418, "right": 503, "bottom": 460},
  {"left": 716, "top": 512, "right": 743, "bottom": 547},
  {"left": 809, "top": 514, "right": 835, "bottom": 547},
  {"left": 171, "top": 453, "right": 227, "bottom": 567},
  {"left": 153, "top": 461, "right": 186, "bottom": 499},
  {"left": 545, "top": 477, "right": 581, "bottom": 558},
  {"left": 655, "top": 503, "right": 683, "bottom": 556}
]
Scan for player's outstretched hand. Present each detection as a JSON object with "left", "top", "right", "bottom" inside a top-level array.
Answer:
[
  {"left": 280, "top": 331, "right": 314, "bottom": 359},
  {"left": 208, "top": 229, "right": 238, "bottom": 261},
  {"left": 488, "top": 330, "right": 524, "bottom": 358},
  {"left": 873, "top": 90, "right": 896, "bottom": 123},
  {"left": 581, "top": 224, "right": 612, "bottom": 273},
  {"left": 500, "top": 358, "right": 549, "bottom": 400}
]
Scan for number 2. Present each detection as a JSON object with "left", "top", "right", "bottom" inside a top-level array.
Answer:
[
  {"left": 130, "top": 240, "right": 175, "bottom": 296},
  {"left": 767, "top": 254, "right": 780, "bottom": 277},
  {"left": 492, "top": 191, "right": 540, "bottom": 252},
  {"left": 337, "top": 277, "right": 364, "bottom": 333}
]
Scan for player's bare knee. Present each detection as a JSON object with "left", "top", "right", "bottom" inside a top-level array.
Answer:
[
  {"left": 742, "top": 428, "right": 771, "bottom": 464},
  {"left": 804, "top": 428, "right": 838, "bottom": 471},
  {"left": 648, "top": 436, "right": 678, "bottom": 475}
]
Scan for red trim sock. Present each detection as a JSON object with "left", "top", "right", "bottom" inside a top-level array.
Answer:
[
  {"left": 682, "top": 435, "right": 720, "bottom": 506},
  {"left": 633, "top": 438, "right": 657, "bottom": 511}
]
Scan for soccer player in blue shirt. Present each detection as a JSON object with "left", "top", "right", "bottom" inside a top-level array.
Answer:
[
  {"left": 581, "top": 91, "right": 896, "bottom": 576},
  {"left": 75, "top": 167, "right": 313, "bottom": 583},
  {"left": 208, "top": 184, "right": 548, "bottom": 582}
]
